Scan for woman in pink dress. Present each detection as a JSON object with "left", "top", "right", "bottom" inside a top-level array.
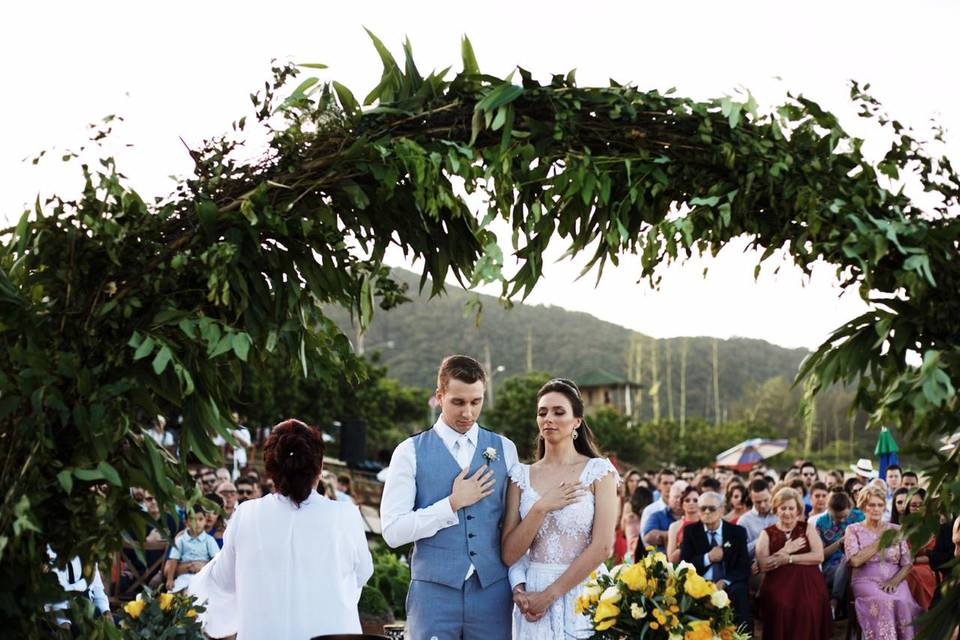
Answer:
[{"left": 845, "top": 485, "right": 921, "bottom": 639}]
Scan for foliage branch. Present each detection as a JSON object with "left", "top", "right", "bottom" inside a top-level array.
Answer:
[{"left": 1, "top": 32, "right": 958, "bottom": 636}]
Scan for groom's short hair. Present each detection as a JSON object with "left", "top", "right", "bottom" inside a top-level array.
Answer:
[{"left": 437, "top": 355, "right": 486, "bottom": 391}]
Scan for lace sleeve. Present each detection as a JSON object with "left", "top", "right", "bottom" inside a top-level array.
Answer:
[
  {"left": 508, "top": 463, "right": 528, "bottom": 490},
  {"left": 582, "top": 458, "right": 621, "bottom": 486}
]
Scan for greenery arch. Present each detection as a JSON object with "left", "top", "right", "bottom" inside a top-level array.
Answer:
[{"left": 1, "top": 34, "right": 957, "bottom": 636}]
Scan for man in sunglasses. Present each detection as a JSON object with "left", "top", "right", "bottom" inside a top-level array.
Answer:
[
  {"left": 235, "top": 476, "right": 260, "bottom": 503},
  {"left": 680, "top": 491, "right": 751, "bottom": 629}
]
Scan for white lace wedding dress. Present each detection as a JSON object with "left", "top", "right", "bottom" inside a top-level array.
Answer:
[{"left": 509, "top": 457, "right": 619, "bottom": 640}]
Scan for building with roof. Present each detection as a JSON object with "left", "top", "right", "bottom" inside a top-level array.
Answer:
[{"left": 578, "top": 369, "right": 640, "bottom": 417}]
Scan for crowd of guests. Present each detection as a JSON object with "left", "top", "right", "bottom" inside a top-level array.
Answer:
[{"left": 614, "top": 460, "right": 956, "bottom": 639}]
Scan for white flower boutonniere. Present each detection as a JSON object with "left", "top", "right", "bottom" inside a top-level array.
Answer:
[
  {"left": 723, "top": 541, "right": 732, "bottom": 549},
  {"left": 482, "top": 447, "right": 498, "bottom": 462}
]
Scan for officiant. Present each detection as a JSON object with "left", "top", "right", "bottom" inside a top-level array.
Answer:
[{"left": 190, "top": 419, "right": 373, "bottom": 639}]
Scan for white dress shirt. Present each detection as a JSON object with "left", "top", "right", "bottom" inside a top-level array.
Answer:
[
  {"left": 45, "top": 547, "right": 110, "bottom": 625},
  {"left": 380, "top": 418, "right": 519, "bottom": 581},
  {"left": 190, "top": 491, "right": 373, "bottom": 640}
]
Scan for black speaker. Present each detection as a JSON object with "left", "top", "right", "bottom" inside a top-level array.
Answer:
[{"left": 339, "top": 418, "right": 367, "bottom": 466}]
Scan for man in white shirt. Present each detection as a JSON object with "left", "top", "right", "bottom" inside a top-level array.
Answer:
[
  {"left": 380, "top": 355, "right": 520, "bottom": 640},
  {"left": 737, "top": 479, "right": 777, "bottom": 559}
]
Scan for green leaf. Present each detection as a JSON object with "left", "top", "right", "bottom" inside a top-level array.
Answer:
[
  {"left": 333, "top": 81, "right": 360, "bottom": 118},
  {"left": 461, "top": 36, "right": 480, "bottom": 75},
  {"left": 56, "top": 470, "right": 73, "bottom": 494},
  {"left": 152, "top": 346, "right": 172, "bottom": 375},
  {"left": 133, "top": 336, "right": 155, "bottom": 360},
  {"left": 297, "top": 62, "right": 328, "bottom": 69},
  {"left": 97, "top": 461, "right": 122, "bottom": 487},
  {"left": 74, "top": 468, "right": 104, "bottom": 482},
  {"left": 209, "top": 334, "right": 234, "bottom": 359},
  {"left": 232, "top": 333, "right": 251, "bottom": 362}
]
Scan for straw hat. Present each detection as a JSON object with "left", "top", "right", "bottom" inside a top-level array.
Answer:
[{"left": 850, "top": 458, "right": 878, "bottom": 479}]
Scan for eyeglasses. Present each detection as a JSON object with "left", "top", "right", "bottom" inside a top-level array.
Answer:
[
  {"left": 219, "top": 489, "right": 237, "bottom": 496},
  {"left": 801, "top": 472, "right": 816, "bottom": 477},
  {"left": 238, "top": 489, "right": 255, "bottom": 496},
  {"left": 699, "top": 505, "right": 720, "bottom": 512}
]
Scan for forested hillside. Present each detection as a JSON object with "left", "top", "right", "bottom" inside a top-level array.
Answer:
[{"left": 326, "top": 269, "right": 809, "bottom": 424}]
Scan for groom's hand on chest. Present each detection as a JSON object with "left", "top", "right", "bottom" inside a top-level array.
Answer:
[{"left": 449, "top": 466, "right": 496, "bottom": 512}]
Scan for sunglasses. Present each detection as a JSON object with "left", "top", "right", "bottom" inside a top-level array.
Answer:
[
  {"left": 219, "top": 489, "right": 237, "bottom": 496},
  {"left": 699, "top": 505, "right": 720, "bottom": 512},
  {"left": 238, "top": 489, "right": 255, "bottom": 496}
]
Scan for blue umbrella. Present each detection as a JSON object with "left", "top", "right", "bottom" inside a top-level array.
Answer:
[{"left": 874, "top": 427, "right": 900, "bottom": 480}]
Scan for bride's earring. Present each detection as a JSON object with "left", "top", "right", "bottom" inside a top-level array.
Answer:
[{"left": 572, "top": 429, "right": 579, "bottom": 440}]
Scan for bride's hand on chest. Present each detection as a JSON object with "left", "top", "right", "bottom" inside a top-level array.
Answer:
[{"left": 535, "top": 481, "right": 587, "bottom": 513}]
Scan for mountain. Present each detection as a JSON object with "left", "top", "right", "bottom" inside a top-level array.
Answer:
[{"left": 325, "top": 268, "right": 810, "bottom": 423}]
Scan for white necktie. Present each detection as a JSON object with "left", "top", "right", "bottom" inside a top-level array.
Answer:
[{"left": 454, "top": 436, "right": 472, "bottom": 469}]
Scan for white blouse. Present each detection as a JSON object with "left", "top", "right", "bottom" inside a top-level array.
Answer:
[{"left": 190, "top": 490, "right": 373, "bottom": 640}]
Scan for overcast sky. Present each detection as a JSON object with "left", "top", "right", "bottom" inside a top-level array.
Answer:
[{"left": 2, "top": 1, "right": 957, "bottom": 350}]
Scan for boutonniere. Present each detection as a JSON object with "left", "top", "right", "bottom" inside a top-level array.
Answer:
[
  {"left": 723, "top": 541, "right": 732, "bottom": 549},
  {"left": 482, "top": 447, "right": 498, "bottom": 462}
]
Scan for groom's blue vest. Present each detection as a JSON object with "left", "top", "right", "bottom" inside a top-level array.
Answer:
[{"left": 410, "top": 426, "right": 509, "bottom": 589}]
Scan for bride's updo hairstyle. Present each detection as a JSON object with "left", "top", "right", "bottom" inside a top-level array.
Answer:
[
  {"left": 263, "top": 419, "right": 325, "bottom": 507},
  {"left": 536, "top": 378, "right": 603, "bottom": 460}
]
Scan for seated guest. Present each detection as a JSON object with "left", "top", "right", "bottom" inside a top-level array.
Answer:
[
  {"left": 203, "top": 492, "right": 226, "bottom": 548},
  {"left": 624, "top": 485, "right": 653, "bottom": 562},
  {"left": 641, "top": 480, "right": 687, "bottom": 554},
  {"left": 336, "top": 474, "right": 357, "bottom": 503},
  {"left": 756, "top": 487, "right": 831, "bottom": 640},
  {"left": 216, "top": 481, "right": 238, "bottom": 520},
  {"left": 164, "top": 506, "right": 220, "bottom": 592},
  {"left": 845, "top": 477, "right": 865, "bottom": 505},
  {"left": 639, "top": 469, "right": 676, "bottom": 532},
  {"left": 929, "top": 514, "right": 960, "bottom": 607},
  {"left": 680, "top": 492, "right": 751, "bottom": 629},
  {"left": 845, "top": 485, "right": 922, "bottom": 639},
  {"left": 666, "top": 485, "right": 700, "bottom": 563},
  {"left": 723, "top": 482, "right": 749, "bottom": 524},
  {"left": 45, "top": 548, "right": 112, "bottom": 629},
  {"left": 235, "top": 476, "right": 260, "bottom": 503},
  {"left": 901, "top": 471, "right": 920, "bottom": 491},
  {"left": 816, "top": 489, "right": 863, "bottom": 617},
  {"left": 903, "top": 489, "right": 936, "bottom": 610},
  {"left": 890, "top": 487, "right": 910, "bottom": 524},
  {"left": 190, "top": 419, "right": 373, "bottom": 639},
  {"left": 808, "top": 481, "right": 829, "bottom": 521},
  {"left": 737, "top": 479, "right": 777, "bottom": 559}
]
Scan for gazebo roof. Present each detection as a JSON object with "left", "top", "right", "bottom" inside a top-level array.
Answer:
[{"left": 578, "top": 368, "right": 637, "bottom": 388}]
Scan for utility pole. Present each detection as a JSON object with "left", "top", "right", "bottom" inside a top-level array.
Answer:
[
  {"left": 665, "top": 340, "right": 675, "bottom": 421},
  {"left": 526, "top": 328, "right": 534, "bottom": 373},
  {"left": 679, "top": 338, "right": 688, "bottom": 436},
  {"left": 712, "top": 338, "right": 721, "bottom": 426}
]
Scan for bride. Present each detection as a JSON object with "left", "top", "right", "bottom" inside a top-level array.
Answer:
[{"left": 502, "top": 378, "right": 620, "bottom": 639}]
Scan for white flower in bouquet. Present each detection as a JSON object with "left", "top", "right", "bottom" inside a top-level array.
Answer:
[
  {"left": 675, "top": 560, "right": 696, "bottom": 575},
  {"left": 630, "top": 602, "right": 646, "bottom": 619},
  {"left": 610, "top": 563, "right": 626, "bottom": 579},
  {"left": 710, "top": 588, "right": 731, "bottom": 609},
  {"left": 582, "top": 584, "right": 602, "bottom": 600},
  {"left": 669, "top": 632, "right": 684, "bottom": 640},
  {"left": 600, "top": 586, "right": 622, "bottom": 604}
]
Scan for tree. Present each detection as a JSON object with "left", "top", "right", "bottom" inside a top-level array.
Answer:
[
  {"left": 2, "top": 34, "right": 958, "bottom": 636},
  {"left": 482, "top": 372, "right": 552, "bottom": 461}
]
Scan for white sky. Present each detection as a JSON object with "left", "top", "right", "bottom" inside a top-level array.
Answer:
[{"left": 2, "top": 1, "right": 957, "bottom": 350}]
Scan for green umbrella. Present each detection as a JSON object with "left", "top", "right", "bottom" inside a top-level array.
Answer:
[{"left": 874, "top": 427, "right": 900, "bottom": 479}]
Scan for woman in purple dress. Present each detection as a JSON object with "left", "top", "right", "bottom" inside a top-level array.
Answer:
[{"left": 845, "top": 484, "right": 921, "bottom": 639}]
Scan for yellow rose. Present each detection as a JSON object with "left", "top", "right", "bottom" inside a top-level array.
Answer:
[
  {"left": 600, "top": 586, "right": 622, "bottom": 604},
  {"left": 630, "top": 603, "right": 646, "bottom": 619},
  {"left": 158, "top": 592, "right": 174, "bottom": 612},
  {"left": 594, "top": 600, "right": 620, "bottom": 631},
  {"left": 123, "top": 599, "right": 146, "bottom": 619},
  {"left": 619, "top": 563, "right": 647, "bottom": 591},
  {"left": 685, "top": 620, "right": 713, "bottom": 640},
  {"left": 684, "top": 574, "right": 714, "bottom": 600},
  {"left": 186, "top": 609, "right": 198, "bottom": 618}
]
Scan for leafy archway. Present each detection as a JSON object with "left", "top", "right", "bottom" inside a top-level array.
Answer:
[{"left": 1, "top": 34, "right": 957, "bottom": 636}]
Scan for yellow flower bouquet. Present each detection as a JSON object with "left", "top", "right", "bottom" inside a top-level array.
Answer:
[
  {"left": 120, "top": 587, "right": 204, "bottom": 639},
  {"left": 576, "top": 551, "right": 750, "bottom": 640}
]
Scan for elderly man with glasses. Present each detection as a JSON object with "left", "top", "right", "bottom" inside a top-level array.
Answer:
[{"left": 680, "top": 491, "right": 752, "bottom": 630}]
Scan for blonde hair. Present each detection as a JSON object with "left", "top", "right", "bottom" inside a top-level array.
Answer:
[
  {"left": 771, "top": 487, "right": 804, "bottom": 515},
  {"left": 857, "top": 484, "right": 887, "bottom": 511}
]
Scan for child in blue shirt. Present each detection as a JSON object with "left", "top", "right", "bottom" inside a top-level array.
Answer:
[{"left": 164, "top": 506, "right": 220, "bottom": 592}]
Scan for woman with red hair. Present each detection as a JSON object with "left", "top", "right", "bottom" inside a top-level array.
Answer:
[{"left": 190, "top": 419, "right": 373, "bottom": 639}]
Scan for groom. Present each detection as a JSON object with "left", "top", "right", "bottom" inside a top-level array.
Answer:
[{"left": 381, "top": 355, "right": 520, "bottom": 640}]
